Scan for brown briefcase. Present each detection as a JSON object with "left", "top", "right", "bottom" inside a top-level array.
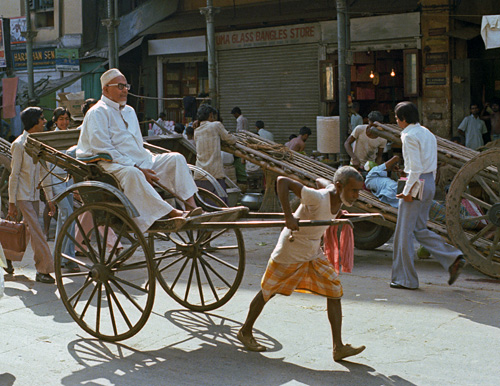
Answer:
[{"left": 0, "top": 219, "right": 28, "bottom": 260}]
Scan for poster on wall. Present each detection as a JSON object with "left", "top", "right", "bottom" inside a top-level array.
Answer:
[
  {"left": 0, "top": 19, "right": 6, "bottom": 67},
  {"left": 10, "top": 17, "right": 27, "bottom": 44},
  {"left": 55, "top": 48, "right": 80, "bottom": 71}
]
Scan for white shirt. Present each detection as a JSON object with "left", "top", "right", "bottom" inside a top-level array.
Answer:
[
  {"left": 77, "top": 95, "right": 155, "bottom": 169},
  {"left": 350, "top": 124, "right": 387, "bottom": 166},
  {"left": 271, "top": 185, "right": 337, "bottom": 264},
  {"left": 458, "top": 115, "right": 487, "bottom": 150},
  {"left": 9, "top": 131, "right": 45, "bottom": 203},
  {"left": 194, "top": 120, "right": 236, "bottom": 179},
  {"left": 236, "top": 115, "right": 249, "bottom": 132},
  {"left": 351, "top": 113, "right": 363, "bottom": 131},
  {"left": 401, "top": 123, "right": 437, "bottom": 196},
  {"left": 258, "top": 128, "right": 274, "bottom": 141}
]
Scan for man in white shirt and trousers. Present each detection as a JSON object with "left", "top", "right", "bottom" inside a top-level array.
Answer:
[
  {"left": 77, "top": 69, "right": 200, "bottom": 233},
  {"left": 391, "top": 101, "right": 466, "bottom": 290}
]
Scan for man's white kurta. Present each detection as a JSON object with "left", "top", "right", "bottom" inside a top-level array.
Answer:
[{"left": 77, "top": 95, "right": 197, "bottom": 232}]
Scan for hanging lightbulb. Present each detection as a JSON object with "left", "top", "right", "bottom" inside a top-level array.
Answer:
[
  {"left": 369, "top": 70, "right": 375, "bottom": 79},
  {"left": 390, "top": 68, "right": 396, "bottom": 77}
]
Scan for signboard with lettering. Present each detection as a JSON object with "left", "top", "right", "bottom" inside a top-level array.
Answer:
[
  {"left": 425, "top": 77, "right": 447, "bottom": 86},
  {"left": 55, "top": 48, "right": 79, "bottom": 71},
  {"left": 215, "top": 23, "right": 320, "bottom": 50},
  {"left": 11, "top": 47, "right": 56, "bottom": 70},
  {"left": 0, "top": 19, "right": 6, "bottom": 67},
  {"left": 10, "top": 17, "right": 26, "bottom": 44},
  {"left": 426, "top": 52, "right": 448, "bottom": 65}
]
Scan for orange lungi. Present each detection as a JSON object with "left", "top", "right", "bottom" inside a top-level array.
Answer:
[{"left": 261, "top": 255, "right": 343, "bottom": 302}]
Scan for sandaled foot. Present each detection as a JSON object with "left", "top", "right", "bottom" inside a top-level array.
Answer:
[
  {"left": 237, "top": 330, "right": 266, "bottom": 352},
  {"left": 183, "top": 207, "right": 203, "bottom": 217},
  {"left": 333, "top": 344, "right": 365, "bottom": 362}
]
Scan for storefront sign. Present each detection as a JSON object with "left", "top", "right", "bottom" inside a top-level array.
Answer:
[
  {"left": 10, "top": 17, "right": 26, "bottom": 44},
  {"left": 424, "top": 65, "right": 446, "bottom": 73},
  {"left": 426, "top": 52, "right": 448, "bottom": 65},
  {"left": 55, "top": 48, "right": 79, "bottom": 71},
  {"left": 216, "top": 23, "right": 320, "bottom": 50},
  {"left": 0, "top": 19, "right": 6, "bottom": 67},
  {"left": 425, "top": 77, "right": 447, "bottom": 86},
  {"left": 11, "top": 47, "right": 56, "bottom": 70}
]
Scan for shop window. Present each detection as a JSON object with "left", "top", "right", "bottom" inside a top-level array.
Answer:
[
  {"left": 320, "top": 61, "right": 336, "bottom": 102},
  {"left": 404, "top": 49, "right": 420, "bottom": 97},
  {"left": 35, "top": 10, "right": 54, "bottom": 28}
]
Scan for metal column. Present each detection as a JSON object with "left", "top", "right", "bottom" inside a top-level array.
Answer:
[
  {"left": 103, "top": 0, "right": 120, "bottom": 68},
  {"left": 200, "top": 0, "right": 220, "bottom": 108},
  {"left": 23, "top": 0, "right": 37, "bottom": 104},
  {"left": 336, "top": 0, "right": 348, "bottom": 162}
]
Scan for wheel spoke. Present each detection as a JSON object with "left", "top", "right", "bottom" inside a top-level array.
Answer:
[
  {"left": 198, "top": 257, "right": 220, "bottom": 302},
  {"left": 487, "top": 228, "right": 500, "bottom": 261},
  {"left": 469, "top": 222, "right": 495, "bottom": 243},
  {"left": 462, "top": 192, "right": 492, "bottom": 211},
  {"left": 74, "top": 216, "right": 99, "bottom": 263},
  {"left": 199, "top": 228, "right": 228, "bottom": 247},
  {"left": 110, "top": 274, "right": 149, "bottom": 294},
  {"left": 108, "top": 241, "right": 140, "bottom": 269},
  {"left": 199, "top": 253, "right": 233, "bottom": 288},
  {"left": 474, "top": 175, "right": 499, "bottom": 203},
  {"left": 91, "top": 210, "right": 104, "bottom": 263},
  {"left": 105, "top": 282, "right": 132, "bottom": 330},
  {"left": 108, "top": 276, "right": 145, "bottom": 313},
  {"left": 184, "top": 258, "right": 196, "bottom": 302},
  {"left": 171, "top": 232, "right": 188, "bottom": 245},
  {"left": 68, "top": 276, "right": 93, "bottom": 305},
  {"left": 168, "top": 255, "right": 191, "bottom": 291},
  {"left": 104, "top": 283, "right": 119, "bottom": 336},
  {"left": 193, "top": 257, "right": 205, "bottom": 306},
  {"left": 96, "top": 284, "right": 102, "bottom": 334},
  {"left": 78, "top": 282, "right": 98, "bottom": 320},
  {"left": 201, "top": 251, "right": 239, "bottom": 271}
]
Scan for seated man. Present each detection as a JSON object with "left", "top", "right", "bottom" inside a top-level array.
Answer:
[
  {"left": 344, "top": 111, "right": 387, "bottom": 171},
  {"left": 364, "top": 156, "right": 400, "bottom": 208},
  {"left": 285, "top": 126, "right": 311, "bottom": 153},
  {"left": 76, "top": 68, "right": 200, "bottom": 233}
]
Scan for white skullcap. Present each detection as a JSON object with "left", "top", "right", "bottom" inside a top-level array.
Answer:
[{"left": 100, "top": 68, "right": 124, "bottom": 88}]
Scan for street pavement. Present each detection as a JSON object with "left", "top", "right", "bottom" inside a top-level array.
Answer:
[{"left": 1, "top": 225, "right": 499, "bottom": 386}]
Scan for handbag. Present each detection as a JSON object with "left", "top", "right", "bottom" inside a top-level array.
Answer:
[{"left": 0, "top": 218, "right": 28, "bottom": 261}]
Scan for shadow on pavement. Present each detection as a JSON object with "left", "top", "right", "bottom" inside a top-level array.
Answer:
[
  {"left": 63, "top": 335, "right": 416, "bottom": 386},
  {"left": 3, "top": 278, "right": 74, "bottom": 324},
  {"left": 0, "top": 373, "right": 16, "bottom": 386}
]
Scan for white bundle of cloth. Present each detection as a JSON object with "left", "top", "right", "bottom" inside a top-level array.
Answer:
[{"left": 481, "top": 15, "right": 500, "bottom": 49}]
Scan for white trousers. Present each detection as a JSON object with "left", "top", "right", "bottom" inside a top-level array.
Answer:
[{"left": 100, "top": 153, "right": 198, "bottom": 233}]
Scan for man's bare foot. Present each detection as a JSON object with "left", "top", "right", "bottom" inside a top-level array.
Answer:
[
  {"left": 237, "top": 329, "right": 266, "bottom": 352},
  {"left": 333, "top": 344, "right": 366, "bottom": 362}
]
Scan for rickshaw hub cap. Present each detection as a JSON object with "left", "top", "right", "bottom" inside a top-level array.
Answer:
[
  {"left": 488, "top": 203, "right": 500, "bottom": 227},
  {"left": 90, "top": 264, "right": 110, "bottom": 282}
]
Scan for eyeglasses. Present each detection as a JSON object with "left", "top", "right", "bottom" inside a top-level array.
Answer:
[{"left": 107, "top": 83, "right": 131, "bottom": 90}]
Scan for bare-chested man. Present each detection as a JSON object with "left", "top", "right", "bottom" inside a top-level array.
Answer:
[{"left": 481, "top": 100, "right": 500, "bottom": 141}]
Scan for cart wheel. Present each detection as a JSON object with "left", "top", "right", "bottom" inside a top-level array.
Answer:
[
  {"left": 154, "top": 225, "right": 245, "bottom": 312},
  {"left": 353, "top": 221, "right": 394, "bottom": 250},
  {"left": 0, "top": 154, "right": 11, "bottom": 217},
  {"left": 54, "top": 203, "right": 156, "bottom": 341},
  {"left": 446, "top": 149, "right": 500, "bottom": 278}
]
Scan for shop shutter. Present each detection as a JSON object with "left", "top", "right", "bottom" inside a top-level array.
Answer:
[{"left": 217, "top": 44, "right": 320, "bottom": 151}]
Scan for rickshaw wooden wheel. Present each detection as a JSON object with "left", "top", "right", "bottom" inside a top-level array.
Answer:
[
  {"left": 446, "top": 149, "right": 500, "bottom": 278},
  {"left": 55, "top": 203, "right": 156, "bottom": 341},
  {"left": 154, "top": 225, "right": 245, "bottom": 312}
]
